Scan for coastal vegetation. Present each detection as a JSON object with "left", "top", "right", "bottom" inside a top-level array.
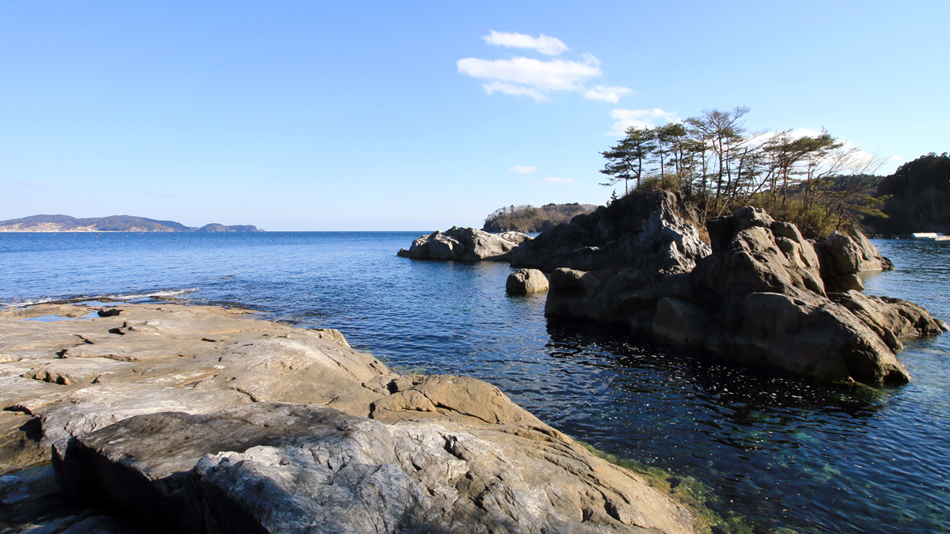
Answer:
[
  {"left": 867, "top": 152, "right": 950, "bottom": 234},
  {"left": 600, "top": 107, "right": 887, "bottom": 238},
  {"left": 482, "top": 203, "right": 597, "bottom": 233}
]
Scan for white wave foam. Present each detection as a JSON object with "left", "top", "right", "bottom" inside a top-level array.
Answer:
[
  {"left": 102, "top": 288, "right": 200, "bottom": 300},
  {"left": 1, "top": 288, "right": 200, "bottom": 310}
]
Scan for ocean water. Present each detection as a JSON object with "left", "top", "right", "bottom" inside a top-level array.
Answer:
[{"left": 1, "top": 232, "right": 948, "bottom": 534}]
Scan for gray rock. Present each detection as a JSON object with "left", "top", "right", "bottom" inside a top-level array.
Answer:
[
  {"left": 1, "top": 304, "right": 697, "bottom": 534},
  {"left": 398, "top": 227, "right": 530, "bottom": 262},
  {"left": 52, "top": 400, "right": 694, "bottom": 534},
  {"left": 704, "top": 290, "right": 909, "bottom": 385},
  {"left": 830, "top": 290, "right": 949, "bottom": 351},
  {"left": 815, "top": 230, "right": 894, "bottom": 292},
  {"left": 545, "top": 206, "right": 947, "bottom": 385},
  {"left": 509, "top": 191, "right": 710, "bottom": 274},
  {"left": 505, "top": 269, "right": 549, "bottom": 294}
]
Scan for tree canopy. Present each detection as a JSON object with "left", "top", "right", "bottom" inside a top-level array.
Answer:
[
  {"left": 868, "top": 152, "right": 950, "bottom": 234},
  {"left": 483, "top": 203, "right": 597, "bottom": 233},
  {"left": 600, "top": 107, "right": 885, "bottom": 237}
]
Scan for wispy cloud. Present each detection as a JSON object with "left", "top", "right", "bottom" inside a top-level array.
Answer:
[
  {"left": 585, "top": 85, "right": 633, "bottom": 103},
  {"left": 458, "top": 56, "right": 601, "bottom": 96},
  {"left": 459, "top": 33, "right": 631, "bottom": 103},
  {"left": 483, "top": 81, "right": 546, "bottom": 100},
  {"left": 536, "top": 177, "right": 576, "bottom": 184},
  {"left": 608, "top": 108, "right": 680, "bottom": 135},
  {"left": 483, "top": 31, "right": 569, "bottom": 56},
  {"left": 509, "top": 165, "right": 539, "bottom": 174}
]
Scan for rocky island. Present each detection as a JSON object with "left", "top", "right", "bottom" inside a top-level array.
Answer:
[
  {"left": 399, "top": 190, "right": 947, "bottom": 385},
  {"left": 0, "top": 303, "right": 697, "bottom": 533}
]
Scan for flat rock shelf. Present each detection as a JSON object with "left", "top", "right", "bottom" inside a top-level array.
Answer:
[{"left": 0, "top": 303, "right": 697, "bottom": 534}]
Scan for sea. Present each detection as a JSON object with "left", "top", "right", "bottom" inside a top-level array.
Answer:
[{"left": 1, "top": 231, "right": 948, "bottom": 534}]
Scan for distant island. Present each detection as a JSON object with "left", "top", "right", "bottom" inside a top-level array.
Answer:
[
  {"left": 483, "top": 202, "right": 597, "bottom": 233},
  {"left": 0, "top": 214, "right": 263, "bottom": 233}
]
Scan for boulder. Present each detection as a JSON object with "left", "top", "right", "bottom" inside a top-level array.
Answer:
[
  {"left": 505, "top": 268, "right": 549, "bottom": 294},
  {"left": 53, "top": 401, "right": 694, "bottom": 534},
  {"left": 815, "top": 230, "right": 895, "bottom": 292},
  {"left": 509, "top": 191, "right": 711, "bottom": 274},
  {"left": 545, "top": 206, "right": 947, "bottom": 385},
  {"left": 398, "top": 227, "right": 531, "bottom": 262},
  {"left": 830, "top": 290, "right": 949, "bottom": 351},
  {"left": 0, "top": 304, "right": 696, "bottom": 534}
]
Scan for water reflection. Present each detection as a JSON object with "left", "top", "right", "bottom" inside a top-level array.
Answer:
[{"left": 544, "top": 318, "right": 926, "bottom": 533}]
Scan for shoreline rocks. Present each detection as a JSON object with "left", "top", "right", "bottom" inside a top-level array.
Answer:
[
  {"left": 509, "top": 191, "right": 711, "bottom": 274},
  {"left": 545, "top": 206, "right": 947, "bottom": 385},
  {"left": 506, "top": 268, "right": 549, "bottom": 295},
  {"left": 397, "top": 227, "right": 531, "bottom": 262},
  {"left": 0, "top": 303, "right": 697, "bottom": 534}
]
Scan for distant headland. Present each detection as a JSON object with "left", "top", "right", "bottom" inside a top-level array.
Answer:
[{"left": 0, "top": 214, "right": 263, "bottom": 233}]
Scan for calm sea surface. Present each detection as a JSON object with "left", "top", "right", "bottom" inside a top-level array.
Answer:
[{"left": 1, "top": 232, "right": 948, "bottom": 533}]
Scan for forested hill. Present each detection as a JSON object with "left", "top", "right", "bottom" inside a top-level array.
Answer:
[
  {"left": 483, "top": 203, "right": 598, "bottom": 233},
  {"left": 866, "top": 153, "right": 950, "bottom": 234},
  {"left": 0, "top": 215, "right": 263, "bottom": 233}
]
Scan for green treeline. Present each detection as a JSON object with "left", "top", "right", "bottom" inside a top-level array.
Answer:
[
  {"left": 600, "top": 106, "right": 885, "bottom": 237},
  {"left": 867, "top": 152, "right": 950, "bottom": 234},
  {"left": 483, "top": 203, "right": 597, "bottom": 233}
]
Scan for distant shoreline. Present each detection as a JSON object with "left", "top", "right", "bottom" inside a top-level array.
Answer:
[{"left": 0, "top": 214, "right": 262, "bottom": 233}]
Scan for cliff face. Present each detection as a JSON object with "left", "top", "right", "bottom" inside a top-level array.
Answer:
[{"left": 0, "top": 215, "right": 262, "bottom": 232}]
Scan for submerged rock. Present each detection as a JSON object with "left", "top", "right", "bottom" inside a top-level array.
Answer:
[
  {"left": 509, "top": 191, "right": 711, "bottom": 274},
  {"left": 546, "top": 206, "right": 947, "bottom": 385},
  {"left": 398, "top": 226, "right": 531, "bottom": 262},
  {"left": 0, "top": 303, "right": 696, "bottom": 534}
]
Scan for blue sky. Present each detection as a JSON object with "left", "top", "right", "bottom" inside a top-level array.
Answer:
[{"left": 2, "top": 1, "right": 948, "bottom": 231}]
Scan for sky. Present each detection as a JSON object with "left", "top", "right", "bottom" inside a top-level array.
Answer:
[{"left": 2, "top": 1, "right": 948, "bottom": 231}]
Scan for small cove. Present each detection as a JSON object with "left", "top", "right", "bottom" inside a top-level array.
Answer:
[{"left": 1, "top": 232, "right": 948, "bottom": 533}]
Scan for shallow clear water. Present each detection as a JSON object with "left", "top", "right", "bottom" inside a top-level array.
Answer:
[{"left": 1, "top": 232, "right": 948, "bottom": 533}]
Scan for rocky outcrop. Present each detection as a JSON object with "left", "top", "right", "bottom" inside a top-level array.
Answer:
[
  {"left": 509, "top": 191, "right": 711, "bottom": 274},
  {"left": 398, "top": 227, "right": 531, "bottom": 261},
  {"left": 0, "top": 304, "right": 696, "bottom": 534},
  {"left": 815, "top": 230, "right": 894, "bottom": 291},
  {"left": 506, "top": 268, "right": 549, "bottom": 294},
  {"left": 546, "top": 207, "right": 947, "bottom": 385}
]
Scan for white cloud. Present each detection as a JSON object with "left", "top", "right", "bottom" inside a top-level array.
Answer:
[
  {"left": 510, "top": 165, "right": 539, "bottom": 174},
  {"left": 483, "top": 31, "right": 569, "bottom": 56},
  {"left": 458, "top": 34, "right": 631, "bottom": 102},
  {"left": 608, "top": 108, "right": 680, "bottom": 135},
  {"left": 536, "top": 177, "right": 576, "bottom": 184},
  {"left": 483, "top": 81, "right": 547, "bottom": 101},
  {"left": 458, "top": 56, "right": 601, "bottom": 93},
  {"left": 585, "top": 85, "right": 633, "bottom": 103}
]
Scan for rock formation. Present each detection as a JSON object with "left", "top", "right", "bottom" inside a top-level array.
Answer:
[
  {"left": 398, "top": 227, "right": 531, "bottom": 262},
  {"left": 546, "top": 206, "right": 947, "bottom": 385},
  {"left": 815, "top": 230, "right": 894, "bottom": 292},
  {"left": 508, "top": 191, "right": 711, "bottom": 274},
  {"left": 506, "top": 269, "right": 549, "bottom": 295},
  {"left": 0, "top": 303, "right": 696, "bottom": 534}
]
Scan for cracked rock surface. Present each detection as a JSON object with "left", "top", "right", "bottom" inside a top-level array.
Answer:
[{"left": 0, "top": 303, "right": 695, "bottom": 534}]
